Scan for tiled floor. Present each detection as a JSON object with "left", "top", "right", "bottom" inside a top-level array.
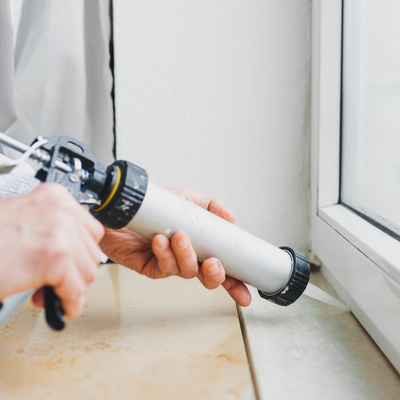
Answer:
[{"left": 0, "top": 264, "right": 255, "bottom": 400}]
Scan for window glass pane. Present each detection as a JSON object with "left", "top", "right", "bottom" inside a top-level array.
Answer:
[{"left": 341, "top": 0, "right": 400, "bottom": 237}]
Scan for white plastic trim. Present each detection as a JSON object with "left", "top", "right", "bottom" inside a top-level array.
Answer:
[{"left": 311, "top": 0, "right": 400, "bottom": 372}]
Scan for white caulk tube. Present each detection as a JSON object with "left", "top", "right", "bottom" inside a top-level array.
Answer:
[
  {"left": 93, "top": 161, "right": 311, "bottom": 306},
  {"left": 127, "top": 182, "right": 293, "bottom": 294}
]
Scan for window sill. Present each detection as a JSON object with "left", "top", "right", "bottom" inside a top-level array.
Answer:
[
  {"left": 312, "top": 205, "right": 400, "bottom": 372},
  {"left": 239, "top": 270, "right": 400, "bottom": 399},
  {"left": 320, "top": 204, "right": 400, "bottom": 283}
]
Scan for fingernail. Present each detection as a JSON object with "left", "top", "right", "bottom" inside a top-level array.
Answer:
[
  {"left": 157, "top": 235, "right": 169, "bottom": 249},
  {"left": 176, "top": 235, "right": 189, "bottom": 250},
  {"left": 208, "top": 262, "right": 220, "bottom": 276}
]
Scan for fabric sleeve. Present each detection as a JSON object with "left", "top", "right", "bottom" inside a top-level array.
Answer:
[{"left": 0, "top": 154, "right": 39, "bottom": 199}]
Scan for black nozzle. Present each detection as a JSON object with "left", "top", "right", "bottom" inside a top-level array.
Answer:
[{"left": 258, "top": 247, "right": 310, "bottom": 306}]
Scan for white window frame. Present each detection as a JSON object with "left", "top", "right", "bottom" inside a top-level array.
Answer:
[{"left": 311, "top": 0, "right": 400, "bottom": 372}]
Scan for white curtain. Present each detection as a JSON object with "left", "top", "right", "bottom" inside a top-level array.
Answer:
[{"left": 6, "top": 0, "right": 114, "bottom": 165}]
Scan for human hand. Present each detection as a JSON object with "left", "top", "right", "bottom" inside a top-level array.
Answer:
[
  {"left": 0, "top": 183, "right": 105, "bottom": 319},
  {"left": 100, "top": 186, "right": 251, "bottom": 307}
]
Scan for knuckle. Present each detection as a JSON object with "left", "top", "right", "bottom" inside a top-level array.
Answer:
[
  {"left": 209, "top": 278, "right": 224, "bottom": 288},
  {"left": 39, "top": 241, "right": 69, "bottom": 264},
  {"left": 51, "top": 210, "right": 69, "bottom": 226},
  {"left": 74, "top": 283, "right": 85, "bottom": 298},
  {"left": 94, "top": 252, "right": 102, "bottom": 265},
  {"left": 206, "top": 196, "right": 217, "bottom": 208},
  {"left": 169, "top": 266, "right": 180, "bottom": 275},
  {"left": 181, "top": 270, "right": 198, "bottom": 279},
  {"left": 64, "top": 297, "right": 84, "bottom": 320},
  {"left": 38, "top": 183, "right": 67, "bottom": 202},
  {"left": 177, "top": 250, "right": 193, "bottom": 261},
  {"left": 40, "top": 211, "right": 72, "bottom": 235},
  {"left": 51, "top": 236, "right": 70, "bottom": 256},
  {"left": 86, "top": 266, "right": 98, "bottom": 283},
  {"left": 161, "top": 267, "right": 179, "bottom": 278},
  {"left": 210, "top": 196, "right": 222, "bottom": 204},
  {"left": 159, "top": 259, "right": 178, "bottom": 274},
  {"left": 208, "top": 197, "right": 223, "bottom": 211}
]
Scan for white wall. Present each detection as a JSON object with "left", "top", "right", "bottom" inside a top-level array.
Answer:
[{"left": 113, "top": 1, "right": 311, "bottom": 253}]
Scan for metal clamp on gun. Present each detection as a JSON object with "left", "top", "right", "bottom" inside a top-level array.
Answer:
[{"left": 0, "top": 133, "right": 344, "bottom": 331}]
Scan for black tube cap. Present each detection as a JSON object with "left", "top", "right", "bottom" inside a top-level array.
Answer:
[
  {"left": 258, "top": 247, "right": 310, "bottom": 306},
  {"left": 92, "top": 160, "right": 148, "bottom": 229}
]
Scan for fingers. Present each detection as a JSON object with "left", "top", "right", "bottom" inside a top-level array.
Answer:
[
  {"left": 33, "top": 239, "right": 98, "bottom": 320},
  {"left": 199, "top": 258, "right": 252, "bottom": 307},
  {"left": 170, "top": 232, "right": 199, "bottom": 279},
  {"left": 151, "top": 234, "right": 179, "bottom": 277},
  {"left": 165, "top": 186, "right": 237, "bottom": 224},
  {"left": 207, "top": 197, "right": 238, "bottom": 224},
  {"left": 27, "top": 184, "right": 103, "bottom": 319},
  {"left": 32, "top": 288, "right": 44, "bottom": 308},
  {"left": 38, "top": 184, "right": 105, "bottom": 243},
  {"left": 56, "top": 274, "right": 86, "bottom": 320},
  {"left": 222, "top": 277, "right": 252, "bottom": 307},
  {"left": 56, "top": 185, "right": 105, "bottom": 243},
  {"left": 200, "top": 258, "right": 225, "bottom": 289},
  {"left": 73, "top": 222, "right": 101, "bottom": 283},
  {"left": 74, "top": 204, "right": 105, "bottom": 243},
  {"left": 53, "top": 219, "right": 100, "bottom": 319},
  {"left": 152, "top": 231, "right": 200, "bottom": 279},
  {"left": 43, "top": 258, "right": 87, "bottom": 320},
  {"left": 152, "top": 230, "right": 252, "bottom": 307}
]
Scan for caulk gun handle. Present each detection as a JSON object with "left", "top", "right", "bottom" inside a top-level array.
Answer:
[{"left": 44, "top": 286, "right": 65, "bottom": 331}]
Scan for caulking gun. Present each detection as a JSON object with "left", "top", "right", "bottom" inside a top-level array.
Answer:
[{"left": 0, "top": 133, "right": 347, "bottom": 330}]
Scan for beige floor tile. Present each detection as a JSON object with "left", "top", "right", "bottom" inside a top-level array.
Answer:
[{"left": 0, "top": 264, "right": 255, "bottom": 400}]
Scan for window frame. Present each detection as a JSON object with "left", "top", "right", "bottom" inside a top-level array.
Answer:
[{"left": 311, "top": 0, "right": 400, "bottom": 372}]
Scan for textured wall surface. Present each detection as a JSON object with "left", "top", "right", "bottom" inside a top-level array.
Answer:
[{"left": 113, "top": 0, "right": 311, "bottom": 252}]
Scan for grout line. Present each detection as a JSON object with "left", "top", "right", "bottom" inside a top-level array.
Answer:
[{"left": 236, "top": 304, "right": 261, "bottom": 400}]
